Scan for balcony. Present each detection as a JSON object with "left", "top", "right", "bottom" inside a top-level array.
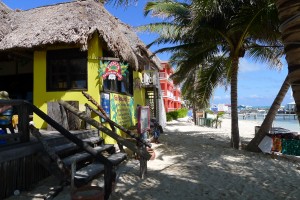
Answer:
[
  {"left": 159, "top": 72, "right": 168, "bottom": 79},
  {"left": 142, "top": 70, "right": 159, "bottom": 87},
  {"left": 174, "top": 96, "right": 181, "bottom": 102},
  {"left": 161, "top": 90, "right": 174, "bottom": 99}
]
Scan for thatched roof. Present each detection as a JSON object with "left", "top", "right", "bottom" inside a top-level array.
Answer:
[
  {"left": 0, "top": 2, "right": 12, "bottom": 40},
  {"left": 0, "top": 0, "right": 161, "bottom": 70},
  {"left": 117, "top": 21, "right": 162, "bottom": 70}
]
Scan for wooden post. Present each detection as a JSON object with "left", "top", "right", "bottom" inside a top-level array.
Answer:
[
  {"left": 17, "top": 104, "right": 30, "bottom": 142},
  {"left": 139, "top": 132, "right": 147, "bottom": 179},
  {"left": 85, "top": 105, "right": 92, "bottom": 130},
  {"left": 66, "top": 101, "right": 80, "bottom": 130},
  {"left": 47, "top": 102, "right": 69, "bottom": 131}
]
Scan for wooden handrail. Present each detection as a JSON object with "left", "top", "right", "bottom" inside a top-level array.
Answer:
[
  {"left": 22, "top": 101, "right": 114, "bottom": 200},
  {"left": 58, "top": 100, "right": 151, "bottom": 160},
  {"left": 85, "top": 103, "right": 152, "bottom": 148}
]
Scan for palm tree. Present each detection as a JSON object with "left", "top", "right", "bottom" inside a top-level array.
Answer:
[
  {"left": 246, "top": 75, "right": 290, "bottom": 152},
  {"left": 275, "top": 1, "right": 300, "bottom": 123},
  {"left": 172, "top": 56, "right": 231, "bottom": 124},
  {"left": 142, "top": 0, "right": 283, "bottom": 149}
]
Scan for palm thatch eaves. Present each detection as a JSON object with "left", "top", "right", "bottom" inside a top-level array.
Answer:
[
  {"left": 0, "top": 0, "right": 160, "bottom": 70},
  {"left": 0, "top": 2, "right": 12, "bottom": 41}
]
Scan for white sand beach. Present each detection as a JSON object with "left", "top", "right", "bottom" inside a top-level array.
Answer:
[
  {"left": 110, "top": 118, "right": 300, "bottom": 200},
  {"left": 6, "top": 118, "right": 300, "bottom": 200}
]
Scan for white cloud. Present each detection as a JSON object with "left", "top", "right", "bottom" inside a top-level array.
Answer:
[
  {"left": 239, "top": 58, "right": 264, "bottom": 73},
  {"left": 249, "top": 94, "right": 264, "bottom": 99},
  {"left": 212, "top": 95, "right": 230, "bottom": 100}
]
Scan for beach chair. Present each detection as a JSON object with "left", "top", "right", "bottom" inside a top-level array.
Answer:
[{"left": 0, "top": 108, "right": 15, "bottom": 134}]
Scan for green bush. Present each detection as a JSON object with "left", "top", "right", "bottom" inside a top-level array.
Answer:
[
  {"left": 166, "top": 108, "right": 188, "bottom": 121},
  {"left": 166, "top": 113, "right": 173, "bottom": 121},
  {"left": 177, "top": 108, "right": 188, "bottom": 118},
  {"left": 168, "top": 111, "right": 179, "bottom": 120}
]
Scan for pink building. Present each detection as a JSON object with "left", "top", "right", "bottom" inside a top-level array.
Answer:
[{"left": 159, "top": 61, "right": 182, "bottom": 112}]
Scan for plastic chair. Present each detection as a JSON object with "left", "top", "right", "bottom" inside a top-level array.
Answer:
[{"left": 0, "top": 108, "right": 15, "bottom": 134}]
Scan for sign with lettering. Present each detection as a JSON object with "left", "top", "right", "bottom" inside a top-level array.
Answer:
[
  {"left": 98, "top": 61, "right": 128, "bottom": 81},
  {"left": 110, "top": 93, "right": 134, "bottom": 128}
]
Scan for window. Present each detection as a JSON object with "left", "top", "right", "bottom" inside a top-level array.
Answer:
[
  {"left": 46, "top": 48, "right": 87, "bottom": 91},
  {"left": 103, "top": 66, "right": 133, "bottom": 95}
]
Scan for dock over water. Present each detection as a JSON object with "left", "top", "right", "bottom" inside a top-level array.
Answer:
[{"left": 240, "top": 113, "right": 297, "bottom": 120}]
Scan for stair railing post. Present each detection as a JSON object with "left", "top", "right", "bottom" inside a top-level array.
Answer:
[{"left": 18, "top": 102, "right": 30, "bottom": 143}]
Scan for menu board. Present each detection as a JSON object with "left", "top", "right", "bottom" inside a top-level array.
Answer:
[
  {"left": 110, "top": 93, "right": 134, "bottom": 127},
  {"left": 137, "top": 106, "right": 150, "bottom": 134}
]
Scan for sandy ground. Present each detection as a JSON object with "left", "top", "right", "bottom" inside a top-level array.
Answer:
[{"left": 7, "top": 118, "right": 300, "bottom": 199}]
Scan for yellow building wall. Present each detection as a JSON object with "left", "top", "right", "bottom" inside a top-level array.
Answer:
[
  {"left": 133, "top": 71, "right": 145, "bottom": 107},
  {"left": 32, "top": 33, "right": 146, "bottom": 144},
  {"left": 33, "top": 34, "right": 102, "bottom": 129}
]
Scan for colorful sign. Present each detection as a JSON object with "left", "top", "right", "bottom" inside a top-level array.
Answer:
[
  {"left": 110, "top": 93, "right": 134, "bottom": 128},
  {"left": 98, "top": 60, "right": 128, "bottom": 81},
  {"left": 100, "top": 93, "right": 110, "bottom": 122},
  {"left": 137, "top": 106, "right": 150, "bottom": 134}
]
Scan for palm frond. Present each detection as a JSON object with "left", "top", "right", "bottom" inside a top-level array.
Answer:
[
  {"left": 144, "top": 0, "right": 191, "bottom": 23},
  {"left": 246, "top": 43, "right": 284, "bottom": 70}
]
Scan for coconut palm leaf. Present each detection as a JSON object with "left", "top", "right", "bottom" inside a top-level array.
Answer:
[
  {"left": 144, "top": 0, "right": 190, "bottom": 22},
  {"left": 142, "top": 0, "right": 282, "bottom": 148},
  {"left": 246, "top": 43, "right": 284, "bottom": 70}
]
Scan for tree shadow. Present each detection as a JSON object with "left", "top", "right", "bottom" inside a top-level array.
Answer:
[{"left": 111, "top": 121, "right": 300, "bottom": 199}]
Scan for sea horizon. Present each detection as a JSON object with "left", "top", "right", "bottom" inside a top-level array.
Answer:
[{"left": 238, "top": 114, "right": 300, "bottom": 133}]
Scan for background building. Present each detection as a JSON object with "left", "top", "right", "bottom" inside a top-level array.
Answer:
[{"left": 159, "top": 61, "right": 182, "bottom": 112}]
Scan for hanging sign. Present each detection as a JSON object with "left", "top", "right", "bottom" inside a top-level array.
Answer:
[
  {"left": 110, "top": 93, "right": 135, "bottom": 128},
  {"left": 98, "top": 60, "right": 128, "bottom": 81}
]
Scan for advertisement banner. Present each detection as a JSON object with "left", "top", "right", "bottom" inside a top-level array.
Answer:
[
  {"left": 110, "top": 93, "right": 134, "bottom": 128},
  {"left": 100, "top": 93, "right": 110, "bottom": 122}
]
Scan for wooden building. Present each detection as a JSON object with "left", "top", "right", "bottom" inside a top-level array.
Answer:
[
  {"left": 0, "top": 1, "right": 165, "bottom": 198},
  {"left": 0, "top": 0, "right": 165, "bottom": 143}
]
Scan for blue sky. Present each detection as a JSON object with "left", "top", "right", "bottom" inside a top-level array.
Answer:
[{"left": 3, "top": 0, "right": 293, "bottom": 107}]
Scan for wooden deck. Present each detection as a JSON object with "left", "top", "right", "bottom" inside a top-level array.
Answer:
[{"left": 0, "top": 129, "right": 99, "bottom": 199}]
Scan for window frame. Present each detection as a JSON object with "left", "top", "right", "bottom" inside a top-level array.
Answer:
[
  {"left": 102, "top": 65, "right": 133, "bottom": 96},
  {"left": 46, "top": 48, "right": 88, "bottom": 91}
]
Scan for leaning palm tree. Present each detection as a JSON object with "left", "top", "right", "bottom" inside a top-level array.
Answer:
[
  {"left": 275, "top": 1, "right": 300, "bottom": 123},
  {"left": 246, "top": 75, "right": 290, "bottom": 152},
  {"left": 142, "top": 0, "right": 283, "bottom": 149}
]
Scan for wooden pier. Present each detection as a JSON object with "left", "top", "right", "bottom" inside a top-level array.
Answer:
[{"left": 240, "top": 113, "right": 297, "bottom": 120}]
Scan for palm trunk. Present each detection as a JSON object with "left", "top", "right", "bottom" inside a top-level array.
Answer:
[
  {"left": 276, "top": 0, "right": 300, "bottom": 123},
  {"left": 246, "top": 75, "right": 290, "bottom": 152},
  {"left": 230, "top": 57, "right": 240, "bottom": 149},
  {"left": 192, "top": 105, "right": 197, "bottom": 125}
]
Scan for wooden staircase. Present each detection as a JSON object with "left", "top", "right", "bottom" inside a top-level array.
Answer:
[
  {"left": 54, "top": 136, "right": 127, "bottom": 187},
  {"left": 20, "top": 95, "right": 151, "bottom": 200},
  {"left": 32, "top": 127, "right": 127, "bottom": 199}
]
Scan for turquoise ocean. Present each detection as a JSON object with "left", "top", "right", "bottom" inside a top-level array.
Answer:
[{"left": 238, "top": 115, "right": 300, "bottom": 133}]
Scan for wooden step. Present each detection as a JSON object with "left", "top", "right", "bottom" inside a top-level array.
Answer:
[
  {"left": 74, "top": 162, "right": 105, "bottom": 186},
  {"left": 107, "top": 152, "right": 127, "bottom": 166},
  {"left": 62, "top": 144, "right": 114, "bottom": 166},
  {"left": 52, "top": 136, "right": 102, "bottom": 154},
  {"left": 74, "top": 152, "right": 127, "bottom": 186}
]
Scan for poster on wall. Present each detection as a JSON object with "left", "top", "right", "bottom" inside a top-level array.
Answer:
[
  {"left": 137, "top": 106, "right": 150, "bottom": 134},
  {"left": 101, "top": 93, "right": 110, "bottom": 122},
  {"left": 98, "top": 60, "right": 128, "bottom": 81},
  {"left": 110, "top": 93, "right": 134, "bottom": 127}
]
